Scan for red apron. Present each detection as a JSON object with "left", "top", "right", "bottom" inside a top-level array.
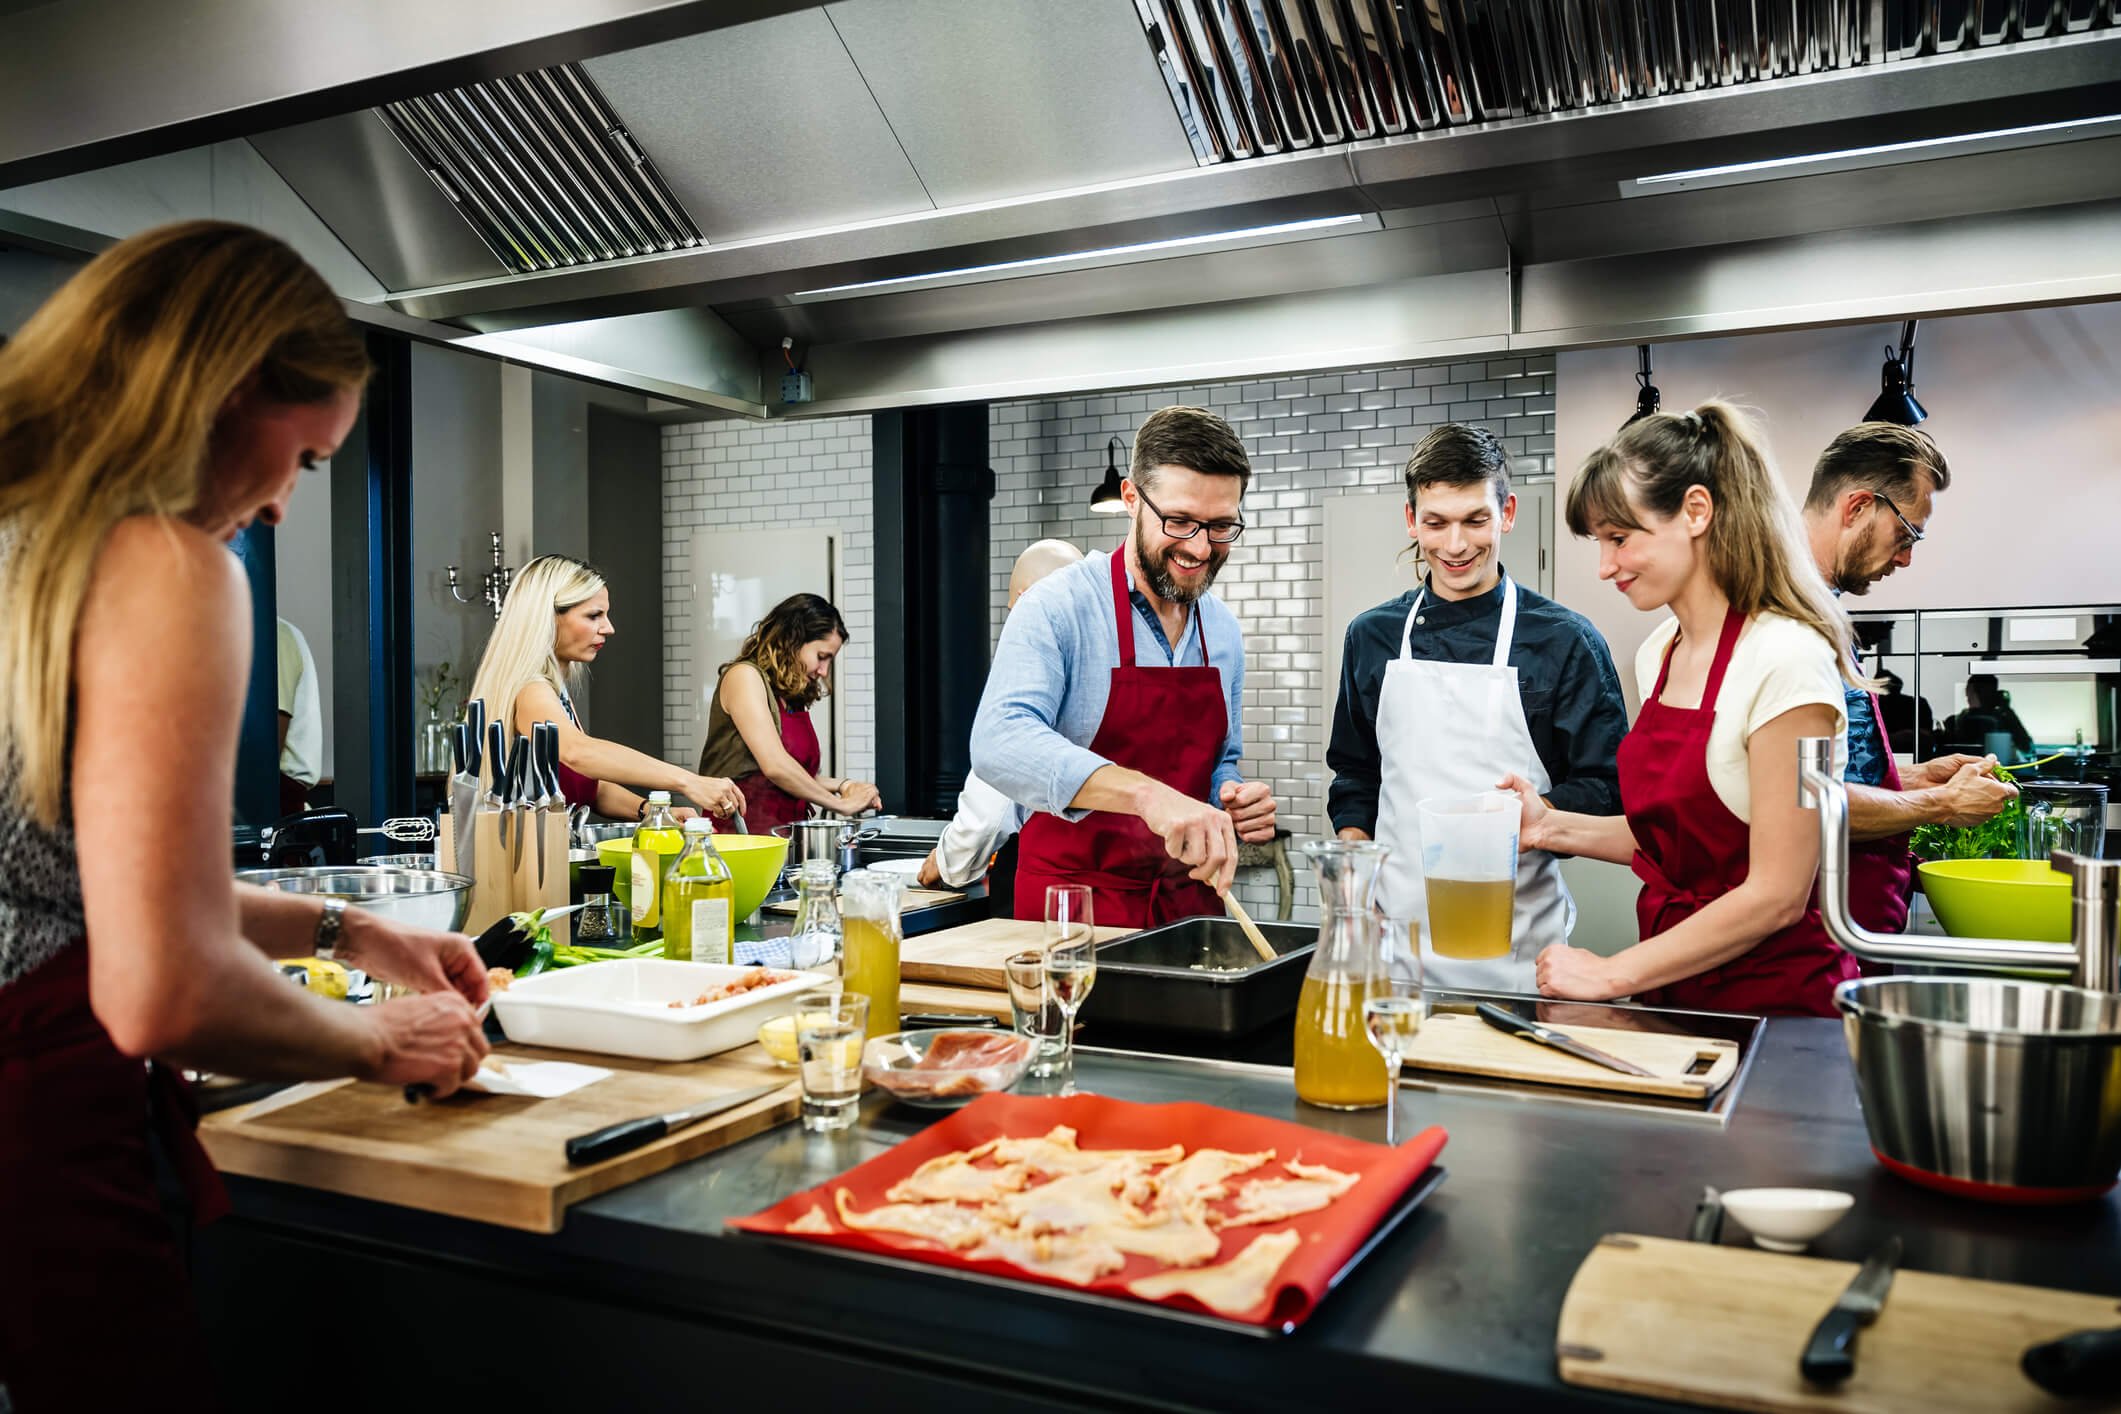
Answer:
[
  {"left": 1623, "top": 609, "right": 1859, "bottom": 1018},
  {"left": 1849, "top": 685, "right": 1915, "bottom": 937},
  {"left": 554, "top": 694, "right": 601, "bottom": 810},
  {"left": 728, "top": 701, "right": 821, "bottom": 838},
  {"left": 1014, "top": 550, "right": 1229, "bottom": 929},
  {"left": 0, "top": 943, "right": 227, "bottom": 1411}
]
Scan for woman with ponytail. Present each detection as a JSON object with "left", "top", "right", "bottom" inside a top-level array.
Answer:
[{"left": 1500, "top": 401, "right": 1862, "bottom": 1016}]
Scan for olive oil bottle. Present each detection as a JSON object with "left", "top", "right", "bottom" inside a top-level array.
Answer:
[
  {"left": 663, "top": 818, "right": 736, "bottom": 964},
  {"left": 629, "top": 791, "right": 684, "bottom": 943}
]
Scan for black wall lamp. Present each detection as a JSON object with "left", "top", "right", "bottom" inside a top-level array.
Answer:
[
  {"left": 1090, "top": 434, "right": 1128, "bottom": 514},
  {"left": 1865, "top": 320, "right": 1928, "bottom": 426},
  {"left": 1623, "top": 344, "right": 1660, "bottom": 427}
]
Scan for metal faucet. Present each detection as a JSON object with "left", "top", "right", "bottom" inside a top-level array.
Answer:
[{"left": 1797, "top": 737, "right": 2121, "bottom": 992}]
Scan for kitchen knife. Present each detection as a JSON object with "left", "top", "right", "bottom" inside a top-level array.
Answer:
[
  {"left": 484, "top": 721, "right": 508, "bottom": 804},
  {"left": 2023, "top": 1327, "right": 2121, "bottom": 1398},
  {"left": 1474, "top": 1002, "right": 1657, "bottom": 1079},
  {"left": 1687, "top": 1185, "right": 1724, "bottom": 1244},
  {"left": 563, "top": 1082, "right": 787, "bottom": 1166},
  {"left": 532, "top": 722, "right": 556, "bottom": 891},
  {"left": 466, "top": 699, "right": 486, "bottom": 766},
  {"left": 1799, "top": 1235, "right": 1902, "bottom": 1384}
]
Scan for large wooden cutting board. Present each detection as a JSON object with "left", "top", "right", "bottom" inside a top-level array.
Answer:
[
  {"left": 200, "top": 1043, "right": 797, "bottom": 1234},
  {"left": 1406, "top": 1009, "right": 1738, "bottom": 1100},
  {"left": 763, "top": 886, "right": 963, "bottom": 917},
  {"left": 1558, "top": 1234, "right": 2121, "bottom": 1412},
  {"left": 899, "top": 917, "right": 1132, "bottom": 990}
]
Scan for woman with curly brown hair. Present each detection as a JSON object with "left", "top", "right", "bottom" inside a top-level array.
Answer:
[{"left": 698, "top": 592, "right": 881, "bottom": 835}]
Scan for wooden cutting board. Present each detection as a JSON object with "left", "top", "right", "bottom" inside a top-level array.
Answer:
[
  {"left": 899, "top": 981, "right": 1013, "bottom": 1022},
  {"left": 899, "top": 917, "right": 1133, "bottom": 990},
  {"left": 1406, "top": 1009, "right": 1738, "bottom": 1100},
  {"left": 762, "top": 886, "right": 963, "bottom": 917},
  {"left": 1558, "top": 1234, "right": 2121, "bottom": 1412},
  {"left": 200, "top": 1043, "right": 797, "bottom": 1234}
]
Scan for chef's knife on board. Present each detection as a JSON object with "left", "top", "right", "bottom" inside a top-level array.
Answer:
[
  {"left": 1473, "top": 1002, "right": 1658, "bottom": 1079},
  {"left": 563, "top": 1082, "right": 787, "bottom": 1165},
  {"left": 1800, "top": 1235, "right": 1901, "bottom": 1384}
]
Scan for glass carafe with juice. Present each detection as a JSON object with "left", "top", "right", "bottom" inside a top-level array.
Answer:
[
  {"left": 786, "top": 861, "right": 844, "bottom": 973},
  {"left": 663, "top": 819, "right": 736, "bottom": 963},
  {"left": 1293, "top": 839, "right": 1391, "bottom": 1110},
  {"left": 1417, "top": 793, "right": 1519, "bottom": 960},
  {"left": 629, "top": 791, "right": 684, "bottom": 943},
  {"left": 838, "top": 868, "right": 903, "bottom": 1042}
]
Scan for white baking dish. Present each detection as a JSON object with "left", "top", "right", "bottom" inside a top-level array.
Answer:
[{"left": 491, "top": 960, "right": 831, "bottom": 1062}]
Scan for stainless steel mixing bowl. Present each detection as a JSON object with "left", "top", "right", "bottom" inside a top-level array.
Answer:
[
  {"left": 1836, "top": 976, "right": 2121, "bottom": 1202},
  {"left": 235, "top": 865, "right": 474, "bottom": 933}
]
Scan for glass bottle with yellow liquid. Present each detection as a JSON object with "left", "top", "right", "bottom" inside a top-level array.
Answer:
[
  {"left": 1293, "top": 839, "right": 1392, "bottom": 1110},
  {"left": 629, "top": 791, "right": 684, "bottom": 944},
  {"left": 838, "top": 868, "right": 903, "bottom": 1043},
  {"left": 663, "top": 818, "right": 736, "bottom": 963}
]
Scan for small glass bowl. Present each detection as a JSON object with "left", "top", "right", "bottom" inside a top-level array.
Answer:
[{"left": 860, "top": 1028, "right": 1034, "bottom": 1109}]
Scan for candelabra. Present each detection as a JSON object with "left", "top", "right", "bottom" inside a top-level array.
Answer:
[{"left": 446, "top": 531, "right": 512, "bottom": 619}]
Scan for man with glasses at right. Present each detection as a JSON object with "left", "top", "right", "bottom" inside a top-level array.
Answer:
[
  {"left": 973, "top": 405, "right": 1278, "bottom": 926},
  {"left": 1801, "top": 423, "right": 2015, "bottom": 934}
]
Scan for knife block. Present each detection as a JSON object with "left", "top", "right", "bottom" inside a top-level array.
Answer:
[
  {"left": 463, "top": 809, "right": 514, "bottom": 938},
  {"left": 511, "top": 806, "right": 572, "bottom": 947}
]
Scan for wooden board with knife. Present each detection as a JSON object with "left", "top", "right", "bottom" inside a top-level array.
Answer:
[
  {"left": 1407, "top": 1005, "right": 1739, "bottom": 1101},
  {"left": 200, "top": 1043, "right": 796, "bottom": 1234},
  {"left": 898, "top": 917, "right": 1133, "bottom": 991},
  {"left": 1558, "top": 1233, "right": 2121, "bottom": 1411}
]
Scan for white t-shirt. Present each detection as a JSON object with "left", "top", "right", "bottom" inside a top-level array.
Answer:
[
  {"left": 1634, "top": 612, "right": 1847, "bottom": 824},
  {"left": 276, "top": 618, "right": 323, "bottom": 787}
]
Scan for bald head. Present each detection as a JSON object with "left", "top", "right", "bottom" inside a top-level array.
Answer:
[{"left": 1008, "top": 539, "right": 1084, "bottom": 610}]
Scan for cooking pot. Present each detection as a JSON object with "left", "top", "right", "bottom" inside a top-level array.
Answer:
[{"left": 1836, "top": 976, "right": 2121, "bottom": 1203}]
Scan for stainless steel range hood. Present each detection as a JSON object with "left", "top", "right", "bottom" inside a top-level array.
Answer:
[{"left": 7, "top": 0, "right": 2118, "bottom": 419}]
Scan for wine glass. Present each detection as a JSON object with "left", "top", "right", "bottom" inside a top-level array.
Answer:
[
  {"left": 1365, "top": 916, "right": 1426, "bottom": 1145},
  {"left": 1043, "top": 885, "right": 1097, "bottom": 1090}
]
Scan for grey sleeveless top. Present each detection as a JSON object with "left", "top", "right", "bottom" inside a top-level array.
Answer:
[{"left": 0, "top": 532, "right": 86, "bottom": 990}]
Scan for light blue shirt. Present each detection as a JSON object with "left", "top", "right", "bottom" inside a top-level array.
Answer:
[{"left": 971, "top": 548, "right": 1246, "bottom": 820}]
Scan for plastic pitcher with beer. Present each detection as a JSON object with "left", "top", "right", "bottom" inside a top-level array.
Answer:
[
  {"left": 1417, "top": 793, "right": 1519, "bottom": 961},
  {"left": 838, "top": 868, "right": 903, "bottom": 1043}
]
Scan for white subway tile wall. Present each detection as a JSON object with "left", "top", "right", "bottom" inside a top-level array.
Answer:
[
  {"left": 658, "top": 415, "right": 875, "bottom": 779},
  {"left": 657, "top": 357, "right": 1556, "bottom": 923},
  {"left": 987, "top": 356, "right": 1556, "bottom": 922}
]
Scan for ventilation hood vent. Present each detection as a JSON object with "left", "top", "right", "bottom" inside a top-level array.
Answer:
[
  {"left": 378, "top": 62, "right": 703, "bottom": 274},
  {"left": 1140, "top": 0, "right": 2121, "bottom": 163}
]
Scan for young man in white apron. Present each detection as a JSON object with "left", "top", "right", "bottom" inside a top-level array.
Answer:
[{"left": 1328, "top": 425, "right": 1630, "bottom": 993}]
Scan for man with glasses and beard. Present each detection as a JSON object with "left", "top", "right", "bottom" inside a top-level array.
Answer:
[
  {"left": 1800, "top": 423, "right": 2014, "bottom": 934},
  {"left": 972, "top": 406, "right": 1278, "bottom": 926}
]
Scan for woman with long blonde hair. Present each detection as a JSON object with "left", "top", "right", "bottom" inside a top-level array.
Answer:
[
  {"left": 699, "top": 592, "right": 880, "bottom": 836},
  {"left": 0, "top": 221, "right": 489, "bottom": 1410},
  {"left": 466, "top": 553, "right": 742, "bottom": 820},
  {"left": 1501, "top": 401, "right": 1862, "bottom": 1017}
]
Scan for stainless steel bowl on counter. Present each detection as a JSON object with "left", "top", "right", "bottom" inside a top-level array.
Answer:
[
  {"left": 235, "top": 865, "right": 474, "bottom": 933},
  {"left": 1836, "top": 976, "right": 2121, "bottom": 1203}
]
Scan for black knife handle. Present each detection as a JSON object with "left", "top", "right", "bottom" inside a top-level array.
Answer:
[
  {"left": 1476, "top": 1002, "right": 1539, "bottom": 1038},
  {"left": 1801, "top": 1307, "right": 1864, "bottom": 1384},
  {"left": 1687, "top": 1191, "right": 1724, "bottom": 1245},
  {"left": 2024, "top": 1327, "right": 2121, "bottom": 1398},
  {"left": 566, "top": 1115, "right": 671, "bottom": 1166}
]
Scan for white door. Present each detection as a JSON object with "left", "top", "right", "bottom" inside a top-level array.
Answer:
[{"left": 688, "top": 527, "right": 842, "bottom": 777}]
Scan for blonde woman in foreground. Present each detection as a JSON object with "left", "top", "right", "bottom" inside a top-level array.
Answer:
[
  {"left": 467, "top": 554, "right": 743, "bottom": 822},
  {"left": 1500, "top": 401, "right": 1861, "bottom": 1017},
  {"left": 0, "top": 221, "right": 488, "bottom": 1411}
]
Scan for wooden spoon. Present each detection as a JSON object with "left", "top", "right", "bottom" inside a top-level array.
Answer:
[{"left": 1225, "top": 894, "right": 1278, "bottom": 963}]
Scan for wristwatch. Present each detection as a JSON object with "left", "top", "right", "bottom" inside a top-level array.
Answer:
[{"left": 312, "top": 897, "right": 349, "bottom": 960}]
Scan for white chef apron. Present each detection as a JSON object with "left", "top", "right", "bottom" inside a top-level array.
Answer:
[{"left": 1372, "top": 574, "right": 1575, "bottom": 995}]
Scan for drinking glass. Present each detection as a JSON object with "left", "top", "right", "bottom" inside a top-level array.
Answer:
[
  {"left": 794, "top": 989, "right": 867, "bottom": 1133},
  {"left": 1365, "top": 916, "right": 1425, "bottom": 1146},
  {"left": 1042, "top": 918, "right": 1098, "bottom": 1092},
  {"left": 1046, "top": 884, "right": 1095, "bottom": 949},
  {"left": 1005, "top": 949, "right": 1068, "bottom": 1078}
]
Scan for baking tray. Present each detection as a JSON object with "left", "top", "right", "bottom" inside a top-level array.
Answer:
[
  {"left": 733, "top": 1163, "right": 1444, "bottom": 1339},
  {"left": 1080, "top": 916, "right": 1315, "bottom": 1037}
]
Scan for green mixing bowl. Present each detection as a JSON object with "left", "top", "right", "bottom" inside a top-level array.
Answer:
[
  {"left": 1917, "top": 859, "right": 2072, "bottom": 943},
  {"left": 596, "top": 833, "right": 789, "bottom": 921}
]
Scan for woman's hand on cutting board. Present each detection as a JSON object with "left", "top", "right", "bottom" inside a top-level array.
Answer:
[
  {"left": 363, "top": 993, "right": 489, "bottom": 1096},
  {"left": 1535, "top": 944, "right": 1628, "bottom": 1002},
  {"left": 337, "top": 911, "right": 489, "bottom": 1009}
]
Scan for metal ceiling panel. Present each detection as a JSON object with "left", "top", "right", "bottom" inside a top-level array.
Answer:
[
  {"left": 250, "top": 112, "right": 509, "bottom": 291},
  {"left": 580, "top": 11, "right": 932, "bottom": 244},
  {"left": 820, "top": 0, "right": 1198, "bottom": 205}
]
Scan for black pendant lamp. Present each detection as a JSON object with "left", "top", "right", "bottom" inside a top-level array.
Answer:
[
  {"left": 1090, "top": 434, "right": 1127, "bottom": 514},
  {"left": 1865, "top": 320, "right": 1928, "bottom": 426},
  {"left": 1622, "top": 344, "right": 1660, "bottom": 427}
]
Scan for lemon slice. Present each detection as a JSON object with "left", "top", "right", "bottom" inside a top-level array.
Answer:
[{"left": 757, "top": 1011, "right": 853, "bottom": 1066}]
